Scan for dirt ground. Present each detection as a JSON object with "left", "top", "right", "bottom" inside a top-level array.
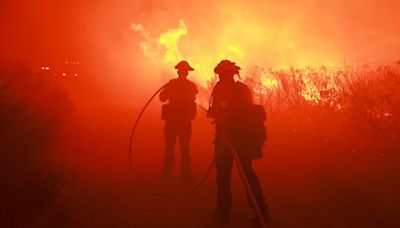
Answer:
[{"left": 31, "top": 100, "right": 399, "bottom": 228}]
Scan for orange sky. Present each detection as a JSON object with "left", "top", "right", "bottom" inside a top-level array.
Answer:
[
  {"left": 1, "top": 0, "right": 399, "bottom": 102},
  {"left": 2, "top": 0, "right": 399, "bottom": 63}
]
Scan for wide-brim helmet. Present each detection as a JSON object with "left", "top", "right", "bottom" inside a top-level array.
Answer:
[
  {"left": 175, "top": 60, "right": 194, "bottom": 71},
  {"left": 214, "top": 60, "right": 241, "bottom": 75}
]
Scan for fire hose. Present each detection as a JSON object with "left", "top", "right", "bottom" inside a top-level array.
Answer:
[
  {"left": 128, "top": 84, "right": 215, "bottom": 198},
  {"left": 128, "top": 84, "right": 266, "bottom": 227},
  {"left": 226, "top": 141, "right": 267, "bottom": 227}
]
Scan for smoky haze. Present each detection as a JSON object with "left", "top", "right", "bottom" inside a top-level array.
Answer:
[
  {"left": 2, "top": 0, "right": 400, "bottom": 99},
  {"left": 1, "top": 0, "right": 399, "bottom": 227}
]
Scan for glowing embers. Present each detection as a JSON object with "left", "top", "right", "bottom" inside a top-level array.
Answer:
[
  {"left": 60, "top": 73, "right": 79, "bottom": 77},
  {"left": 65, "top": 61, "right": 80, "bottom": 65},
  {"left": 41, "top": 59, "right": 81, "bottom": 78},
  {"left": 260, "top": 77, "right": 279, "bottom": 89},
  {"left": 300, "top": 74, "right": 321, "bottom": 103},
  {"left": 246, "top": 66, "right": 350, "bottom": 106}
]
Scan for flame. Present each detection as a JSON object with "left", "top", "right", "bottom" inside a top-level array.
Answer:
[
  {"left": 301, "top": 76, "right": 321, "bottom": 102},
  {"left": 131, "top": 20, "right": 187, "bottom": 64},
  {"left": 132, "top": 19, "right": 343, "bottom": 103},
  {"left": 158, "top": 20, "right": 187, "bottom": 63},
  {"left": 132, "top": 19, "right": 246, "bottom": 88},
  {"left": 260, "top": 77, "right": 279, "bottom": 89}
]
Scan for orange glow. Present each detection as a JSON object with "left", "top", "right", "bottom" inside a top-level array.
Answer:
[
  {"left": 158, "top": 20, "right": 187, "bottom": 63},
  {"left": 260, "top": 76, "right": 279, "bottom": 89},
  {"left": 133, "top": 19, "right": 344, "bottom": 102},
  {"left": 132, "top": 19, "right": 246, "bottom": 87},
  {"left": 1, "top": 1, "right": 400, "bottom": 227}
]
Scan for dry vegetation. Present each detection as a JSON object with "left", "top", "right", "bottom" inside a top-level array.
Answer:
[
  {"left": 0, "top": 62, "right": 73, "bottom": 227},
  {"left": 243, "top": 62, "right": 400, "bottom": 151}
]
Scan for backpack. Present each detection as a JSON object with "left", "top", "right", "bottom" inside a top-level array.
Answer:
[{"left": 227, "top": 82, "right": 267, "bottom": 159}]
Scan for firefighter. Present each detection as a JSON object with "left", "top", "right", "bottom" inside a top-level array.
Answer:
[
  {"left": 159, "top": 60, "right": 198, "bottom": 183},
  {"left": 207, "top": 60, "right": 269, "bottom": 222}
]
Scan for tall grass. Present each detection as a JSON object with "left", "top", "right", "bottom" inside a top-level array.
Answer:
[{"left": 240, "top": 62, "right": 400, "bottom": 151}]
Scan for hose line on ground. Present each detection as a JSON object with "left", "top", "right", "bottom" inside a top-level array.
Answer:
[
  {"left": 129, "top": 84, "right": 266, "bottom": 227},
  {"left": 226, "top": 142, "right": 267, "bottom": 228},
  {"left": 128, "top": 84, "right": 215, "bottom": 198}
]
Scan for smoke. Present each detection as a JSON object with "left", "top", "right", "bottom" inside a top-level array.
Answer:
[
  {"left": 1, "top": 0, "right": 398, "bottom": 183},
  {"left": 125, "top": 0, "right": 400, "bottom": 90},
  {"left": 2, "top": 0, "right": 399, "bottom": 104},
  {"left": 1, "top": 1, "right": 399, "bottom": 226}
]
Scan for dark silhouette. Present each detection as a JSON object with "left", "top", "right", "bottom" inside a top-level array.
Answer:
[
  {"left": 159, "top": 61, "right": 198, "bottom": 183},
  {"left": 207, "top": 60, "right": 269, "bottom": 223}
]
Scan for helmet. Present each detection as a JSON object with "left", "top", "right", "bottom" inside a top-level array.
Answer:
[
  {"left": 214, "top": 60, "right": 241, "bottom": 75},
  {"left": 175, "top": 60, "right": 194, "bottom": 71}
]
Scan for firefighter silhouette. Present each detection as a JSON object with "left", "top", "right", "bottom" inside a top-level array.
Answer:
[
  {"left": 207, "top": 60, "right": 269, "bottom": 222},
  {"left": 159, "top": 61, "right": 198, "bottom": 183}
]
